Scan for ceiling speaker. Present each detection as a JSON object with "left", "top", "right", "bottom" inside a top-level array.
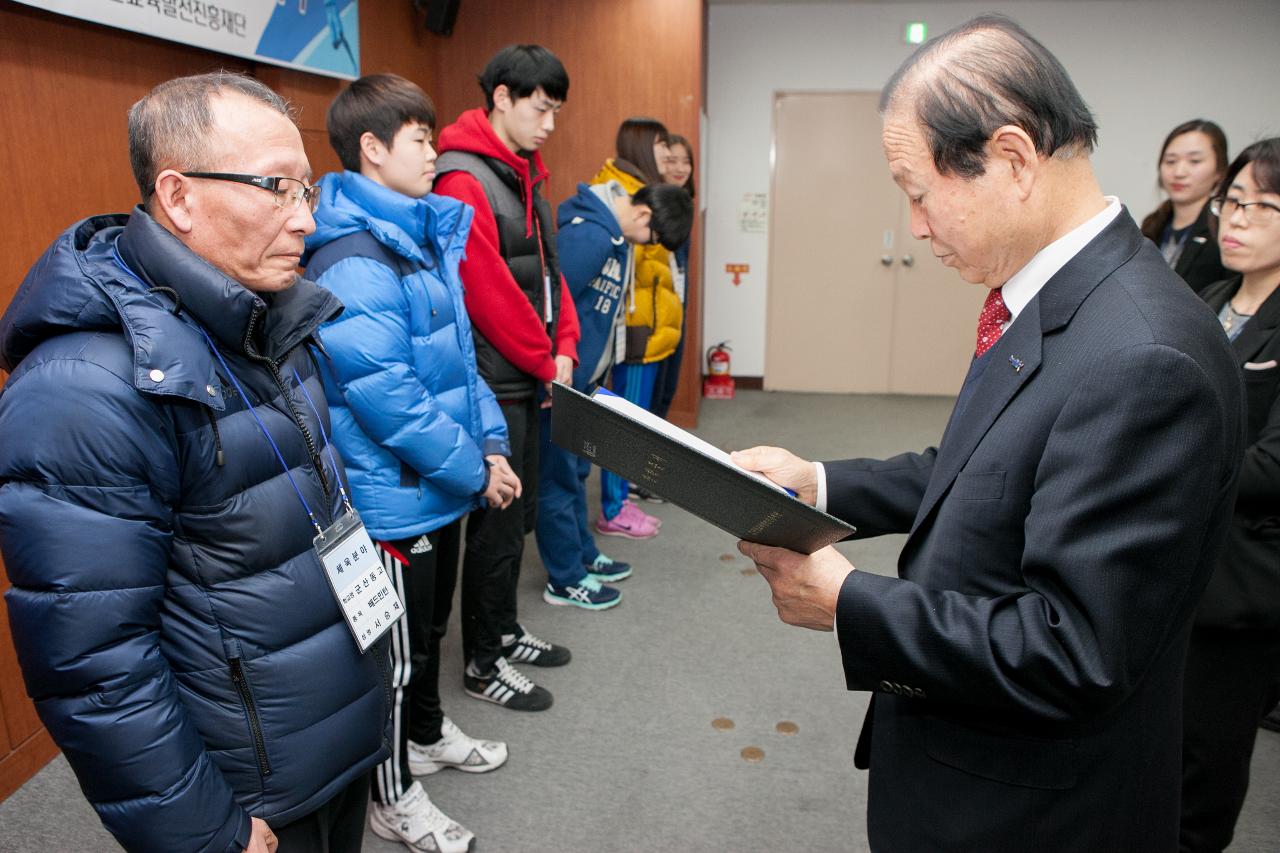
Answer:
[{"left": 423, "top": 0, "right": 460, "bottom": 36}]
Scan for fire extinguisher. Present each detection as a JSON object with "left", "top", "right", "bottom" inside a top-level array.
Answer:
[{"left": 703, "top": 341, "right": 736, "bottom": 399}]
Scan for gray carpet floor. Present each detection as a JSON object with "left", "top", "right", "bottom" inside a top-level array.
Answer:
[{"left": 2, "top": 390, "right": 1277, "bottom": 852}]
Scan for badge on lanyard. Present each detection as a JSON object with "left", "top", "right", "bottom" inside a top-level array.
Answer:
[
  {"left": 671, "top": 257, "right": 687, "bottom": 304},
  {"left": 314, "top": 508, "right": 404, "bottom": 653},
  {"left": 543, "top": 273, "right": 554, "bottom": 324},
  {"left": 115, "top": 250, "right": 406, "bottom": 655},
  {"left": 614, "top": 318, "right": 627, "bottom": 364}
]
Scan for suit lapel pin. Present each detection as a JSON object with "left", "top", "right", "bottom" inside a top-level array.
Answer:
[{"left": 1009, "top": 355, "right": 1024, "bottom": 373}]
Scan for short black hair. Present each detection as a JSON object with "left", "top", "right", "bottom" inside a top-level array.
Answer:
[
  {"left": 327, "top": 74, "right": 436, "bottom": 173},
  {"left": 633, "top": 184, "right": 693, "bottom": 251},
  {"left": 478, "top": 44, "right": 569, "bottom": 112},
  {"left": 1220, "top": 138, "right": 1280, "bottom": 199},
  {"left": 880, "top": 14, "right": 1097, "bottom": 179}
]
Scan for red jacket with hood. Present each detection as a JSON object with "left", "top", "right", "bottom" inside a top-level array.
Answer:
[{"left": 434, "top": 108, "right": 579, "bottom": 385}]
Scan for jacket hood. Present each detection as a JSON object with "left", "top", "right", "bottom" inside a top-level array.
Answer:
[
  {"left": 0, "top": 214, "right": 130, "bottom": 373},
  {"left": 0, "top": 209, "right": 342, "bottom": 408},
  {"left": 558, "top": 181, "right": 625, "bottom": 239},
  {"left": 304, "top": 171, "right": 474, "bottom": 266},
  {"left": 591, "top": 159, "right": 645, "bottom": 194},
  {"left": 438, "top": 108, "right": 550, "bottom": 238}
]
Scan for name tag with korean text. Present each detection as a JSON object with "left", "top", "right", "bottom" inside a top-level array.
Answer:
[{"left": 314, "top": 509, "right": 404, "bottom": 653}]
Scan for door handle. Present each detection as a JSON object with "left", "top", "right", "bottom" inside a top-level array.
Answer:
[
  {"left": 880, "top": 254, "right": 894, "bottom": 267},
  {"left": 901, "top": 254, "right": 915, "bottom": 267}
]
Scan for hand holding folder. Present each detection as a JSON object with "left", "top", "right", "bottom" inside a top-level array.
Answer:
[{"left": 550, "top": 383, "right": 854, "bottom": 554}]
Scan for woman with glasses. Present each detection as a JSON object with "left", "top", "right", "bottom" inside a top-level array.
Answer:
[
  {"left": 1181, "top": 137, "right": 1280, "bottom": 853},
  {"left": 1140, "top": 119, "right": 1231, "bottom": 293}
]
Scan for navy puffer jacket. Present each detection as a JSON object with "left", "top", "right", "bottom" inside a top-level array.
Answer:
[{"left": 0, "top": 210, "right": 390, "bottom": 852}]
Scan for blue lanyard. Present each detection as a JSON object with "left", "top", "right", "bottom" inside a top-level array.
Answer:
[
  {"left": 112, "top": 241, "right": 330, "bottom": 536},
  {"left": 291, "top": 365, "right": 353, "bottom": 516}
]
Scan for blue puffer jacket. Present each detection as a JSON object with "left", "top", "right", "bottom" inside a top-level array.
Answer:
[
  {"left": 557, "top": 181, "right": 632, "bottom": 389},
  {"left": 303, "top": 172, "right": 509, "bottom": 541},
  {"left": 0, "top": 211, "right": 390, "bottom": 853}
]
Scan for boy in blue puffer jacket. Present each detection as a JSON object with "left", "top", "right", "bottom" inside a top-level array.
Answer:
[
  {"left": 535, "top": 180, "right": 692, "bottom": 607},
  {"left": 303, "top": 74, "right": 521, "bottom": 853}
]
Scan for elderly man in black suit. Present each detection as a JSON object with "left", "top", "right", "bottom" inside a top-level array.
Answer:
[{"left": 735, "top": 15, "right": 1245, "bottom": 852}]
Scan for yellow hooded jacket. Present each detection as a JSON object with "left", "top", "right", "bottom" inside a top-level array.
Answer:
[{"left": 590, "top": 159, "right": 682, "bottom": 364}]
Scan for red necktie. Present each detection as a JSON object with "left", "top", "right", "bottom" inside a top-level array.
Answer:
[{"left": 974, "top": 287, "right": 1011, "bottom": 357}]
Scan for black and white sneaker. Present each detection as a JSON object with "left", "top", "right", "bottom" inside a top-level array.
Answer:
[
  {"left": 464, "top": 658, "right": 553, "bottom": 711},
  {"left": 500, "top": 625, "right": 571, "bottom": 667}
]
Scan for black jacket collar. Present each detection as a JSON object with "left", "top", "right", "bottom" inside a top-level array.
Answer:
[
  {"left": 1201, "top": 275, "right": 1280, "bottom": 364},
  {"left": 116, "top": 207, "right": 341, "bottom": 360}
]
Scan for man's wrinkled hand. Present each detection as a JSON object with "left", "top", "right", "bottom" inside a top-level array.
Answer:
[
  {"left": 244, "top": 817, "right": 277, "bottom": 853},
  {"left": 738, "top": 542, "right": 853, "bottom": 631},
  {"left": 730, "top": 446, "right": 819, "bottom": 506}
]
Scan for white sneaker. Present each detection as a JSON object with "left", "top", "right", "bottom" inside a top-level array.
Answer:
[
  {"left": 368, "top": 781, "right": 475, "bottom": 853},
  {"left": 408, "top": 716, "right": 509, "bottom": 776}
]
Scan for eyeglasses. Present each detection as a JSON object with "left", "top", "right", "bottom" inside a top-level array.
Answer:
[
  {"left": 1210, "top": 195, "right": 1280, "bottom": 226},
  {"left": 181, "top": 172, "right": 321, "bottom": 213}
]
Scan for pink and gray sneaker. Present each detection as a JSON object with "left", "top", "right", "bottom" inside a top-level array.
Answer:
[
  {"left": 622, "top": 499, "right": 662, "bottom": 529},
  {"left": 595, "top": 501, "right": 660, "bottom": 539}
]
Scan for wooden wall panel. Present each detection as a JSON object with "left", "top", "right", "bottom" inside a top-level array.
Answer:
[{"left": 0, "top": 3, "right": 248, "bottom": 316}]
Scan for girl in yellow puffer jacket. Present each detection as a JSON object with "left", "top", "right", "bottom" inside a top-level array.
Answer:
[
  {"left": 590, "top": 121, "right": 681, "bottom": 366},
  {"left": 588, "top": 117, "right": 677, "bottom": 534}
]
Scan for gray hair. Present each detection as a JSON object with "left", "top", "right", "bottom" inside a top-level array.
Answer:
[
  {"left": 128, "top": 71, "right": 291, "bottom": 204},
  {"left": 880, "top": 15, "right": 1098, "bottom": 179}
]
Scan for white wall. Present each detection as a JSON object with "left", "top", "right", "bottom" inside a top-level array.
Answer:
[{"left": 704, "top": 0, "right": 1280, "bottom": 376}]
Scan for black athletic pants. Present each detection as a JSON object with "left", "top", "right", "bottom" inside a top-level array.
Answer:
[
  {"left": 370, "top": 521, "right": 461, "bottom": 806},
  {"left": 271, "top": 774, "right": 369, "bottom": 853},
  {"left": 462, "top": 397, "right": 538, "bottom": 673}
]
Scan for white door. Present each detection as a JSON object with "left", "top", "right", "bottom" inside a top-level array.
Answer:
[{"left": 766, "top": 91, "right": 982, "bottom": 396}]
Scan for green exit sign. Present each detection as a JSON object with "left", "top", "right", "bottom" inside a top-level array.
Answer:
[{"left": 905, "top": 22, "right": 927, "bottom": 44}]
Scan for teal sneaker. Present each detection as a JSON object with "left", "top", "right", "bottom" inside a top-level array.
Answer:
[
  {"left": 543, "top": 575, "right": 622, "bottom": 610},
  {"left": 586, "top": 553, "right": 633, "bottom": 582}
]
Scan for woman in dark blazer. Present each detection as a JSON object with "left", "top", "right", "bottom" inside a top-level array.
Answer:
[
  {"left": 1141, "top": 119, "right": 1231, "bottom": 293},
  {"left": 1181, "top": 138, "right": 1280, "bottom": 853}
]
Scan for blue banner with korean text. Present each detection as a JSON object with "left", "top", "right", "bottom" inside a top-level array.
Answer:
[{"left": 14, "top": 0, "right": 360, "bottom": 81}]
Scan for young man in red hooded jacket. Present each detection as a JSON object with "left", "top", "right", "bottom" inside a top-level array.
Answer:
[{"left": 434, "top": 44, "right": 579, "bottom": 710}]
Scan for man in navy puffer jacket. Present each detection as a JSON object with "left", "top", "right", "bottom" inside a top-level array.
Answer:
[
  {"left": 303, "top": 74, "right": 519, "bottom": 853},
  {"left": 0, "top": 73, "right": 389, "bottom": 853}
]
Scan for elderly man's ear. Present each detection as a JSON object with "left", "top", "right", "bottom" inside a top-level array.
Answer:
[
  {"left": 987, "top": 125, "right": 1039, "bottom": 199},
  {"left": 151, "top": 170, "right": 195, "bottom": 234}
]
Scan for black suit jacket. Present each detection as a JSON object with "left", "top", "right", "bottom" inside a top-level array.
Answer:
[
  {"left": 1171, "top": 203, "right": 1229, "bottom": 294},
  {"left": 1195, "top": 276, "right": 1280, "bottom": 630},
  {"left": 825, "top": 211, "right": 1244, "bottom": 852}
]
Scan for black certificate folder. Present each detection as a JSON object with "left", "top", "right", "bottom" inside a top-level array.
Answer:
[{"left": 550, "top": 383, "right": 855, "bottom": 554}]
